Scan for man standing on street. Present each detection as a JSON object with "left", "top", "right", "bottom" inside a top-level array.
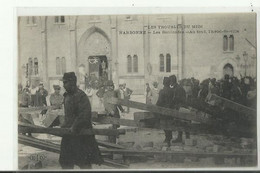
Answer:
[
  {"left": 103, "top": 80, "right": 124, "bottom": 143},
  {"left": 156, "top": 77, "right": 173, "bottom": 146},
  {"left": 50, "top": 85, "right": 63, "bottom": 109},
  {"left": 122, "top": 83, "right": 133, "bottom": 113},
  {"left": 59, "top": 72, "right": 103, "bottom": 169},
  {"left": 46, "top": 85, "right": 64, "bottom": 128},
  {"left": 169, "top": 75, "right": 189, "bottom": 143}
]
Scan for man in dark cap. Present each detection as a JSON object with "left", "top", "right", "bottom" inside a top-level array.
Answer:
[
  {"left": 36, "top": 82, "right": 48, "bottom": 107},
  {"left": 103, "top": 80, "right": 124, "bottom": 143},
  {"left": 169, "top": 75, "right": 189, "bottom": 143},
  {"left": 59, "top": 72, "right": 103, "bottom": 169},
  {"left": 156, "top": 77, "right": 173, "bottom": 145}
]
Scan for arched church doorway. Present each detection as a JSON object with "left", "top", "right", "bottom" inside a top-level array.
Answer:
[
  {"left": 223, "top": 63, "right": 234, "bottom": 77},
  {"left": 77, "top": 26, "right": 111, "bottom": 89}
]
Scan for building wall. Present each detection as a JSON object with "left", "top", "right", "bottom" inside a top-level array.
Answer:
[
  {"left": 18, "top": 14, "right": 257, "bottom": 94},
  {"left": 18, "top": 16, "right": 43, "bottom": 87},
  {"left": 184, "top": 13, "right": 256, "bottom": 81},
  {"left": 117, "top": 15, "right": 145, "bottom": 93},
  {"left": 46, "top": 16, "right": 71, "bottom": 92}
]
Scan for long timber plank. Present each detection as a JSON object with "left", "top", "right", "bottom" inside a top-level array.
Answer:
[
  {"left": 18, "top": 123, "right": 126, "bottom": 136},
  {"left": 209, "top": 94, "right": 256, "bottom": 116},
  {"left": 91, "top": 113, "right": 255, "bottom": 138},
  {"left": 100, "top": 148, "right": 256, "bottom": 158},
  {"left": 107, "top": 97, "right": 214, "bottom": 124},
  {"left": 18, "top": 135, "right": 256, "bottom": 162}
]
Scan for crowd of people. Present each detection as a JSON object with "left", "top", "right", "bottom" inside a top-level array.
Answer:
[
  {"left": 143, "top": 74, "right": 257, "bottom": 146},
  {"left": 145, "top": 74, "right": 257, "bottom": 109}
]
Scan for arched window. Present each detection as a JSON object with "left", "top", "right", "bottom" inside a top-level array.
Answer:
[
  {"left": 229, "top": 35, "right": 234, "bottom": 51},
  {"left": 159, "top": 54, "right": 164, "bottom": 72},
  {"left": 223, "top": 35, "right": 228, "bottom": 51},
  {"left": 56, "top": 57, "right": 61, "bottom": 75},
  {"left": 60, "top": 16, "right": 65, "bottom": 23},
  {"left": 28, "top": 58, "right": 33, "bottom": 75},
  {"left": 127, "top": 55, "right": 132, "bottom": 73},
  {"left": 54, "top": 16, "right": 65, "bottom": 24},
  {"left": 34, "top": 58, "right": 38, "bottom": 75},
  {"left": 32, "top": 17, "right": 36, "bottom": 25},
  {"left": 166, "top": 54, "right": 171, "bottom": 73},
  {"left": 62, "top": 57, "right": 66, "bottom": 74},
  {"left": 133, "top": 55, "right": 138, "bottom": 72},
  {"left": 26, "top": 17, "right": 30, "bottom": 25},
  {"left": 55, "top": 16, "right": 59, "bottom": 23}
]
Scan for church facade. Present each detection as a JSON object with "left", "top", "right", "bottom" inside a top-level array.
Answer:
[{"left": 18, "top": 13, "right": 256, "bottom": 94}]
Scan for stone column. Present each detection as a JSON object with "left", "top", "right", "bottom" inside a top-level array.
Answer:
[
  {"left": 40, "top": 16, "right": 49, "bottom": 90},
  {"left": 110, "top": 16, "right": 118, "bottom": 85},
  {"left": 69, "top": 16, "right": 78, "bottom": 73},
  {"left": 177, "top": 15, "right": 184, "bottom": 80},
  {"left": 143, "top": 16, "right": 150, "bottom": 83}
]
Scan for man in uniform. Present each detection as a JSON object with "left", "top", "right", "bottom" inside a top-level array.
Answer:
[
  {"left": 50, "top": 85, "right": 63, "bottom": 109},
  {"left": 103, "top": 80, "right": 124, "bottom": 143},
  {"left": 59, "top": 72, "right": 103, "bottom": 169},
  {"left": 36, "top": 82, "right": 48, "bottom": 106},
  {"left": 47, "top": 85, "right": 64, "bottom": 127}
]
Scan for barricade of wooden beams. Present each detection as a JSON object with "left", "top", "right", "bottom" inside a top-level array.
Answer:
[
  {"left": 18, "top": 99, "right": 256, "bottom": 138},
  {"left": 106, "top": 98, "right": 256, "bottom": 138},
  {"left": 19, "top": 134, "right": 257, "bottom": 167},
  {"left": 18, "top": 102, "right": 257, "bottom": 167}
]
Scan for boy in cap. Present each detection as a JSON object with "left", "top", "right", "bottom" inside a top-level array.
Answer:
[
  {"left": 103, "top": 80, "right": 124, "bottom": 143},
  {"left": 59, "top": 72, "right": 103, "bottom": 169},
  {"left": 122, "top": 83, "right": 133, "bottom": 113}
]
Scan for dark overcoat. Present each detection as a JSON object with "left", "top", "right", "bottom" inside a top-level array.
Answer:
[{"left": 59, "top": 88, "right": 103, "bottom": 166}]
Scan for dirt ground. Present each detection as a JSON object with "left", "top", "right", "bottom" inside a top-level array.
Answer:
[{"left": 18, "top": 95, "right": 256, "bottom": 170}]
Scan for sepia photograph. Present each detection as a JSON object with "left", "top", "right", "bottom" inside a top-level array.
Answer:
[{"left": 17, "top": 12, "right": 257, "bottom": 170}]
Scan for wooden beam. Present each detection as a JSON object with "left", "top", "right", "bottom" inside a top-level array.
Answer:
[
  {"left": 107, "top": 97, "right": 215, "bottom": 124},
  {"left": 209, "top": 94, "right": 256, "bottom": 117},
  {"left": 18, "top": 106, "right": 53, "bottom": 114},
  {"left": 92, "top": 113, "right": 256, "bottom": 138},
  {"left": 96, "top": 140, "right": 126, "bottom": 149},
  {"left": 100, "top": 148, "right": 256, "bottom": 158},
  {"left": 18, "top": 135, "right": 256, "bottom": 167},
  {"left": 19, "top": 123, "right": 126, "bottom": 136},
  {"left": 92, "top": 113, "right": 140, "bottom": 127}
]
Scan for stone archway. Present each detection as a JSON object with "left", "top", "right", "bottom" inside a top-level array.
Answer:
[
  {"left": 223, "top": 63, "right": 234, "bottom": 77},
  {"left": 217, "top": 58, "right": 238, "bottom": 79},
  {"left": 77, "top": 26, "right": 111, "bottom": 88}
]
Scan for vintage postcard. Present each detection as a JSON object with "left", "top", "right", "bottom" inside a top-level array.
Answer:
[{"left": 17, "top": 12, "right": 257, "bottom": 170}]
